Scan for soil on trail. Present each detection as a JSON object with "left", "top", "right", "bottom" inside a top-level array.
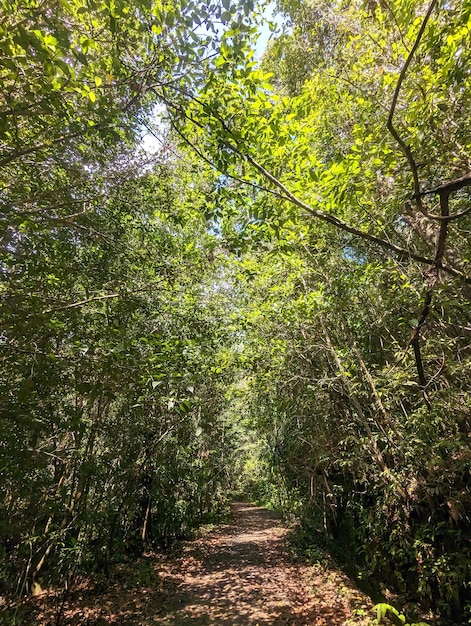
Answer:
[{"left": 20, "top": 502, "right": 373, "bottom": 625}]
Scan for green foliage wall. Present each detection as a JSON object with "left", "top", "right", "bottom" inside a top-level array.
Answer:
[
  {"left": 1, "top": 161, "right": 241, "bottom": 591},
  {"left": 0, "top": 0, "right": 252, "bottom": 595},
  {"left": 169, "top": 0, "right": 471, "bottom": 621},
  {"left": 237, "top": 249, "right": 471, "bottom": 621}
]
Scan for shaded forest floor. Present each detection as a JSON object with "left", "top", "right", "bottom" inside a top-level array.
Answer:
[{"left": 9, "top": 503, "right": 375, "bottom": 625}]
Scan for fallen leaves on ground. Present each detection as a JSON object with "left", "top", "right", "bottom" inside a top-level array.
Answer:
[{"left": 7, "top": 503, "right": 374, "bottom": 625}]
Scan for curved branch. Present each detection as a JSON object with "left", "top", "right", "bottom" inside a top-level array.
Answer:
[
  {"left": 387, "top": 0, "right": 437, "bottom": 199},
  {"left": 418, "top": 205, "right": 471, "bottom": 222},
  {"left": 42, "top": 293, "right": 119, "bottom": 314},
  {"left": 244, "top": 154, "right": 470, "bottom": 283},
  {"left": 158, "top": 82, "right": 470, "bottom": 284},
  {"left": 413, "top": 173, "right": 471, "bottom": 220}
]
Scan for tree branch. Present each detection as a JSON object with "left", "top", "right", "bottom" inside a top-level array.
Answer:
[
  {"left": 42, "top": 293, "right": 119, "bottom": 314},
  {"left": 0, "top": 125, "right": 104, "bottom": 168},
  {"left": 409, "top": 291, "right": 432, "bottom": 409},
  {"left": 412, "top": 173, "right": 471, "bottom": 221},
  {"left": 387, "top": 0, "right": 437, "bottom": 199},
  {"left": 160, "top": 79, "right": 471, "bottom": 284},
  {"left": 245, "top": 154, "right": 470, "bottom": 283}
]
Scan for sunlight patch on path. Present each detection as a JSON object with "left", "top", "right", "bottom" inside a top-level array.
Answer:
[
  {"left": 147, "top": 502, "right": 370, "bottom": 625},
  {"left": 27, "top": 502, "right": 373, "bottom": 624}
]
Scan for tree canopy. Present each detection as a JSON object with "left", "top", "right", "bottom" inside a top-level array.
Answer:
[{"left": 2, "top": 0, "right": 471, "bottom": 623}]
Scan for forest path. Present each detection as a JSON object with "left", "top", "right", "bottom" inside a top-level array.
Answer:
[{"left": 29, "top": 502, "right": 373, "bottom": 625}]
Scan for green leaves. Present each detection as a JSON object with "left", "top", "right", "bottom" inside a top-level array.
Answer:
[
  {"left": 0, "top": 153, "right": 244, "bottom": 589},
  {"left": 3, "top": 0, "right": 471, "bottom": 620},
  {"left": 162, "top": 3, "right": 471, "bottom": 623},
  {"left": 0, "top": 0, "right": 261, "bottom": 588},
  {"left": 374, "top": 603, "right": 430, "bottom": 626}
]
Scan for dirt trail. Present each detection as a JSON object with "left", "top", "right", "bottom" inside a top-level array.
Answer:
[{"left": 23, "top": 502, "right": 373, "bottom": 625}]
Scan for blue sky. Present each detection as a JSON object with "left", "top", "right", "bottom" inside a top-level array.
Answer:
[
  {"left": 255, "top": 3, "right": 285, "bottom": 59},
  {"left": 140, "top": 3, "right": 285, "bottom": 154}
]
